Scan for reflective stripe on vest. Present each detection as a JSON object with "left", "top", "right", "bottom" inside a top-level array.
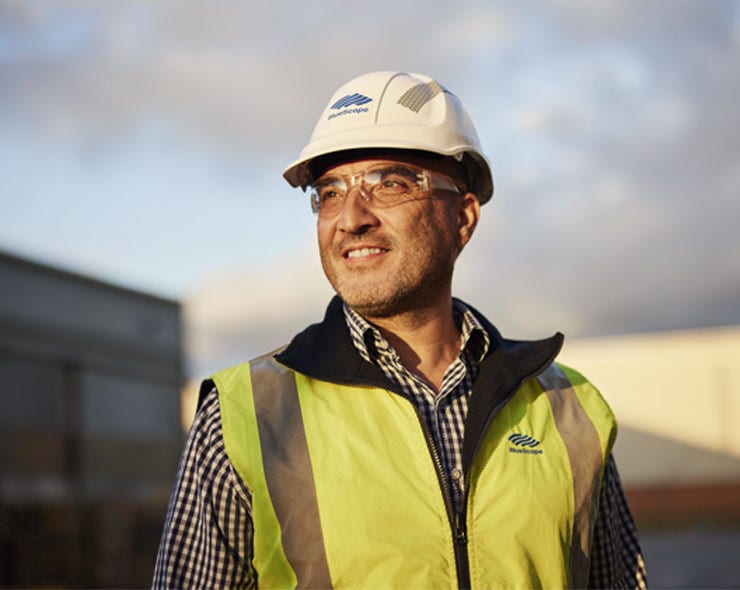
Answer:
[
  {"left": 537, "top": 364, "right": 609, "bottom": 589},
  {"left": 250, "top": 352, "right": 333, "bottom": 589},
  {"left": 217, "top": 358, "right": 616, "bottom": 589}
]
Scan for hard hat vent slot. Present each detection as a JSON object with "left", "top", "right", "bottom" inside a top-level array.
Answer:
[{"left": 397, "top": 81, "right": 446, "bottom": 113}]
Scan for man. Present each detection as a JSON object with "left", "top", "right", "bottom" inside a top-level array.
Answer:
[{"left": 153, "top": 71, "right": 647, "bottom": 589}]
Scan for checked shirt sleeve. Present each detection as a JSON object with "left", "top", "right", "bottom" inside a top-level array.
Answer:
[
  {"left": 152, "top": 387, "right": 256, "bottom": 589},
  {"left": 589, "top": 454, "right": 648, "bottom": 589}
]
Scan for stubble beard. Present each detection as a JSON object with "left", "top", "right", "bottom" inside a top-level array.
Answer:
[{"left": 320, "top": 234, "right": 458, "bottom": 321}]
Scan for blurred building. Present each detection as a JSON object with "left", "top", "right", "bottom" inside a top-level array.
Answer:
[
  {"left": 560, "top": 326, "right": 740, "bottom": 530},
  {"left": 0, "top": 251, "right": 183, "bottom": 588}
]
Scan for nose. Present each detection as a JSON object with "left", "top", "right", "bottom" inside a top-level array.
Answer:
[{"left": 335, "top": 186, "right": 380, "bottom": 234}]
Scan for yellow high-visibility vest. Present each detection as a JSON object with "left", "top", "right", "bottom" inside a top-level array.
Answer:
[{"left": 213, "top": 352, "right": 616, "bottom": 589}]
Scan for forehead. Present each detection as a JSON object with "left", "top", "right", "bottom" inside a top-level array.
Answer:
[
  {"left": 320, "top": 158, "right": 418, "bottom": 178},
  {"left": 313, "top": 149, "right": 464, "bottom": 182}
]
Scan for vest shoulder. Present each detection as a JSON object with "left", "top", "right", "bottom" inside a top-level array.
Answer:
[
  {"left": 210, "top": 345, "right": 290, "bottom": 382},
  {"left": 550, "top": 361, "right": 617, "bottom": 423},
  {"left": 553, "top": 362, "right": 599, "bottom": 392}
]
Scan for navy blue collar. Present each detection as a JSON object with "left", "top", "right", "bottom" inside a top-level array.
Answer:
[{"left": 275, "top": 296, "right": 562, "bottom": 398}]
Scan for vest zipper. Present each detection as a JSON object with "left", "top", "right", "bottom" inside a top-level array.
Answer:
[
  {"left": 413, "top": 408, "right": 472, "bottom": 590},
  {"left": 454, "top": 510, "right": 470, "bottom": 589},
  {"left": 324, "top": 379, "right": 473, "bottom": 588}
]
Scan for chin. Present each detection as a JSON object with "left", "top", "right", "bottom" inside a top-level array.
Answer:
[
  {"left": 339, "top": 287, "right": 427, "bottom": 320},
  {"left": 331, "top": 285, "right": 391, "bottom": 317},
  {"left": 329, "top": 269, "right": 451, "bottom": 319}
]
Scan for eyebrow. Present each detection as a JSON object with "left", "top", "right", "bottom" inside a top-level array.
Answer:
[
  {"left": 312, "top": 175, "right": 344, "bottom": 187},
  {"left": 314, "top": 163, "right": 422, "bottom": 186},
  {"left": 370, "top": 164, "right": 419, "bottom": 177}
]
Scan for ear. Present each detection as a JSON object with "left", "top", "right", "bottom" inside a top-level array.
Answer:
[{"left": 457, "top": 192, "right": 481, "bottom": 251}]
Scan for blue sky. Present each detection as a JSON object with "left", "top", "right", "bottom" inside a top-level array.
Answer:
[{"left": 1, "top": 1, "right": 739, "bottom": 376}]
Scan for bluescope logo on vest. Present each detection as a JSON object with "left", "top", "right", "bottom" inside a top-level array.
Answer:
[{"left": 508, "top": 433, "right": 544, "bottom": 455}]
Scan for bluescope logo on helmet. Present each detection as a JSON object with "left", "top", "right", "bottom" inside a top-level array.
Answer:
[{"left": 328, "top": 93, "right": 373, "bottom": 120}]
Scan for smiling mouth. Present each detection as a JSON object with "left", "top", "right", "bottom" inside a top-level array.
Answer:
[{"left": 345, "top": 247, "right": 385, "bottom": 259}]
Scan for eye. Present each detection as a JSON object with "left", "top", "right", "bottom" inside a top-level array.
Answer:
[
  {"left": 371, "top": 167, "right": 420, "bottom": 195},
  {"left": 380, "top": 176, "right": 412, "bottom": 190},
  {"left": 317, "top": 185, "right": 344, "bottom": 202}
]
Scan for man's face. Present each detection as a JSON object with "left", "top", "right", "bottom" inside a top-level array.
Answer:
[{"left": 315, "top": 155, "right": 479, "bottom": 319}]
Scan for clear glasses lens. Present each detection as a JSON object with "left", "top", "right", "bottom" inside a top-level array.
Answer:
[{"left": 309, "top": 164, "right": 459, "bottom": 217}]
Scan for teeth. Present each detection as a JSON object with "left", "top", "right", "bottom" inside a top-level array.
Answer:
[{"left": 347, "top": 247, "right": 383, "bottom": 258}]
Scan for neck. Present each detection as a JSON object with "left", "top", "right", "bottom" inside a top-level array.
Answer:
[{"left": 364, "top": 297, "right": 461, "bottom": 392}]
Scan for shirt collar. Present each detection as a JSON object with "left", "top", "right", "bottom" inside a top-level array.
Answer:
[{"left": 343, "top": 300, "right": 490, "bottom": 367}]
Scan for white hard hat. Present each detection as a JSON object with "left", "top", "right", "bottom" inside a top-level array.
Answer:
[{"left": 283, "top": 71, "right": 494, "bottom": 204}]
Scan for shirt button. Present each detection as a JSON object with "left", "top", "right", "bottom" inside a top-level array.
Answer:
[{"left": 451, "top": 468, "right": 462, "bottom": 481}]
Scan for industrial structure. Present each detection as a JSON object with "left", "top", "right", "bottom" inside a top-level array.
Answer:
[
  {"left": 0, "top": 251, "right": 183, "bottom": 588},
  {"left": 560, "top": 325, "right": 740, "bottom": 529}
]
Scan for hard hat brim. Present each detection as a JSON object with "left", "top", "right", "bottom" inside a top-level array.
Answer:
[{"left": 283, "top": 135, "right": 493, "bottom": 204}]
